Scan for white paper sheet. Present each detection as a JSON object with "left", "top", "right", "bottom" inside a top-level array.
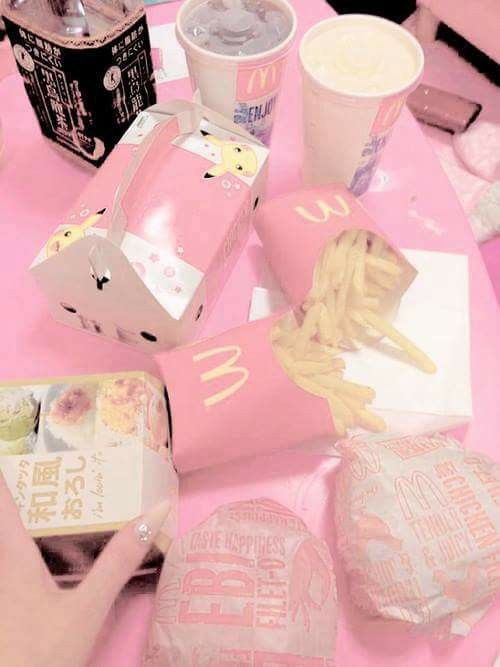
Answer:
[{"left": 149, "top": 23, "right": 189, "bottom": 85}]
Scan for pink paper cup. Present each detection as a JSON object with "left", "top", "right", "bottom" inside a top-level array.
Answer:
[
  {"left": 299, "top": 14, "right": 424, "bottom": 196},
  {"left": 176, "top": 0, "right": 297, "bottom": 145}
]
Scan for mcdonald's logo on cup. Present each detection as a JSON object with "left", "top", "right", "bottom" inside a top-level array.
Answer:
[
  {"left": 371, "top": 94, "right": 406, "bottom": 135},
  {"left": 193, "top": 345, "right": 249, "bottom": 407},
  {"left": 236, "top": 58, "right": 285, "bottom": 102}
]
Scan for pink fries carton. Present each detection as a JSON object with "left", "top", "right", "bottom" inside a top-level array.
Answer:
[
  {"left": 252, "top": 184, "right": 472, "bottom": 437},
  {"left": 157, "top": 312, "right": 338, "bottom": 473},
  {"left": 254, "top": 183, "right": 416, "bottom": 318},
  {"left": 31, "top": 100, "right": 269, "bottom": 352},
  {"left": 145, "top": 498, "right": 337, "bottom": 665}
]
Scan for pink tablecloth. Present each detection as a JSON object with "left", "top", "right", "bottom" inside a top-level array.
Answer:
[{"left": 0, "top": 1, "right": 499, "bottom": 665}]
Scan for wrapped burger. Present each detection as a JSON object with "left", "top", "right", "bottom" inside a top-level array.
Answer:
[
  {"left": 145, "top": 498, "right": 337, "bottom": 665},
  {"left": 334, "top": 434, "right": 500, "bottom": 637}
]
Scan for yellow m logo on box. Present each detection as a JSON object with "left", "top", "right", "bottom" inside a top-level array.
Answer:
[
  {"left": 194, "top": 345, "right": 249, "bottom": 407},
  {"left": 294, "top": 195, "right": 351, "bottom": 223}
]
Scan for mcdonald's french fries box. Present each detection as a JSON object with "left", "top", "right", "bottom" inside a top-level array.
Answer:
[
  {"left": 0, "top": 371, "right": 177, "bottom": 582},
  {"left": 30, "top": 100, "right": 269, "bottom": 353}
]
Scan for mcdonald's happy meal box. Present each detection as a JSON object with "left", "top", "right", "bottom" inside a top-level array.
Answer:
[{"left": 31, "top": 101, "right": 269, "bottom": 353}]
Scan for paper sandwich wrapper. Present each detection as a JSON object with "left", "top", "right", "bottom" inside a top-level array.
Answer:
[
  {"left": 146, "top": 499, "right": 337, "bottom": 665},
  {"left": 0, "top": 371, "right": 177, "bottom": 583},
  {"left": 334, "top": 434, "right": 500, "bottom": 638},
  {"left": 31, "top": 100, "right": 269, "bottom": 353}
]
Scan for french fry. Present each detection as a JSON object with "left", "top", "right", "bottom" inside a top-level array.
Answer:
[
  {"left": 270, "top": 325, "right": 283, "bottom": 342},
  {"left": 362, "top": 297, "right": 380, "bottom": 310},
  {"left": 313, "top": 374, "right": 375, "bottom": 401},
  {"left": 331, "top": 358, "right": 346, "bottom": 372},
  {"left": 331, "top": 230, "right": 357, "bottom": 288},
  {"left": 352, "top": 231, "right": 367, "bottom": 295},
  {"left": 369, "top": 233, "right": 385, "bottom": 257},
  {"left": 318, "top": 303, "right": 333, "bottom": 344},
  {"left": 326, "top": 393, "right": 354, "bottom": 422},
  {"left": 270, "top": 227, "right": 435, "bottom": 439},
  {"left": 337, "top": 393, "right": 365, "bottom": 414},
  {"left": 365, "top": 253, "right": 402, "bottom": 277},
  {"left": 273, "top": 345, "right": 295, "bottom": 370},
  {"left": 366, "top": 266, "right": 397, "bottom": 290},
  {"left": 330, "top": 413, "right": 346, "bottom": 437},
  {"left": 294, "top": 304, "right": 321, "bottom": 357},
  {"left": 293, "top": 359, "right": 337, "bottom": 375},
  {"left": 360, "top": 309, "right": 437, "bottom": 374},
  {"left": 333, "top": 245, "right": 356, "bottom": 327},
  {"left": 355, "top": 409, "right": 386, "bottom": 432},
  {"left": 366, "top": 283, "right": 385, "bottom": 298},
  {"left": 292, "top": 374, "right": 333, "bottom": 399}
]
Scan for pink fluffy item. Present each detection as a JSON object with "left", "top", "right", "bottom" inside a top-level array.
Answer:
[{"left": 453, "top": 121, "right": 500, "bottom": 183}]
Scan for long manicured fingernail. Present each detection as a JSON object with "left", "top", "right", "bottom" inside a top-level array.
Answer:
[{"left": 134, "top": 499, "right": 172, "bottom": 546}]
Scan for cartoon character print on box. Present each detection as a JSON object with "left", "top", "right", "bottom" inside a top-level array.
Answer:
[
  {"left": 45, "top": 209, "right": 107, "bottom": 259},
  {"left": 200, "top": 130, "right": 258, "bottom": 179},
  {"left": 234, "top": 57, "right": 287, "bottom": 145},
  {"left": 31, "top": 110, "right": 268, "bottom": 352},
  {"left": 334, "top": 434, "right": 500, "bottom": 636},
  {"left": 145, "top": 499, "right": 337, "bottom": 665},
  {"left": 350, "top": 95, "right": 406, "bottom": 196}
]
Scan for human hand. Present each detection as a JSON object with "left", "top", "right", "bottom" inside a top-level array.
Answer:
[{"left": 0, "top": 473, "right": 171, "bottom": 667}]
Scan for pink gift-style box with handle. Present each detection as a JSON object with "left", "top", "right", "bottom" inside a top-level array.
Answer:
[{"left": 30, "top": 100, "right": 269, "bottom": 353}]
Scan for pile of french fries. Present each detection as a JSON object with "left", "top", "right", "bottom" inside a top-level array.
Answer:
[{"left": 270, "top": 229, "right": 436, "bottom": 437}]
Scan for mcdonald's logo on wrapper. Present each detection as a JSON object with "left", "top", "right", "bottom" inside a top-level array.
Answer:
[
  {"left": 395, "top": 471, "right": 449, "bottom": 521},
  {"left": 194, "top": 345, "right": 249, "bottom": 407}
]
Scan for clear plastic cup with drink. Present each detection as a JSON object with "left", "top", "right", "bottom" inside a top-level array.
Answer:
[
  {"left": 300, "top": 14, "right": 424, "bottom": 195},
  {"left": 176, "top": 0, "right": 297, "bottom": 145}
]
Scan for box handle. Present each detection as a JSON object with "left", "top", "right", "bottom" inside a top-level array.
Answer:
[{"left": 107, "top": 106, "right": 203, "bottom": 247}]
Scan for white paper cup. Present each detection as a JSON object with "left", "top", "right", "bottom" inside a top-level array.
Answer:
[
  {"left": 300, "top": 14, "right": 424, "bottom": 195},
  {"left": 176, "top": 0, "right": 297, "bottom": 145}
]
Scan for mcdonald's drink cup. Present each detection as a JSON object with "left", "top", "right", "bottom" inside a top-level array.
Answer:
[
  {"left": 299, "top": 14, "right": 424, "bottom": 195},
  {"left": 176, "top": 0, "right": 297, "bottom": 145}
]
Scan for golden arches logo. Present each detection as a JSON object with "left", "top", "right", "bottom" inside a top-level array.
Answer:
[
  {"left": 381, "top": 97, "right": 404, "bottom": 127},
  {"left": 193, "top": 345, "right": 249, "bottom": 407},
  {"left": 395, "top": 472, "right": 449, "bottom": 521},
  {"left": 246, "top": 63, "right": 279, "bottom": 95},
  {"left": 294, "top": 195, "right": 351, "bottom": 223}
]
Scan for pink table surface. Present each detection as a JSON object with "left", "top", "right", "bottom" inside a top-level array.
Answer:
[{"left": 1, "top": 1, "right": 499, "bottom": 665}]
